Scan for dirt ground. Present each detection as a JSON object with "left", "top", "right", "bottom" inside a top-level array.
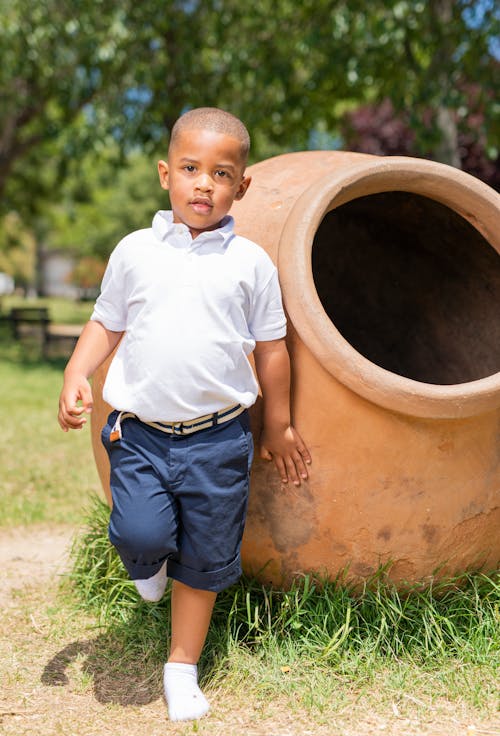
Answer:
[{"left": 0, "top": 525, "right": 498, "bottom": 736}]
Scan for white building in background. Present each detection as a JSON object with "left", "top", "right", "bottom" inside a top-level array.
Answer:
[
  {"left": 0, "top": 273, "right": 15, "bottom": 295},
  {"left": 41, "top": 250, "right": 79, "bottom": 299}
]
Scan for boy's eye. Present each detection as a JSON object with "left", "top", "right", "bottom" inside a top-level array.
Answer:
[
  {"left": 215, "top": 170, "right": 230, "bottom": 178},
  {"left": 184, "top": 165, "right": 196, "bottom": 173}
]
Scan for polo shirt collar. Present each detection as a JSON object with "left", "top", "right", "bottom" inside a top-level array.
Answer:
[{"left": 152, "top": 210, "right": 234, "bottom": 248}]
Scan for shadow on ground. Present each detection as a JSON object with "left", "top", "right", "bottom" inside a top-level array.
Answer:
[
  {"left": 40, "top": 599, "right": 225, "bottom": 706},
  {"left": 41, "top": 632, "right": 164, "bottom": 706}
]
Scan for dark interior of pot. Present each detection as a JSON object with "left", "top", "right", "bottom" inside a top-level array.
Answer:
[{"left": 312, "top": 191, "right": 500, "bottom": 384}]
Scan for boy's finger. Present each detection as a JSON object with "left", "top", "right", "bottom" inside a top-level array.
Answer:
[
  {"left": 59, "top": 400, "right": 87, "bottom": 429},
  {"left": 65, "top": 384, "right": 93, "bottom": 413},
  {"left": 298, "top": 445, "right": 312, "bottom": 464},
  {"left": 80, "top": 384, "right": 94, "bottom": 412},
  {"left": 260, "top": 445, "right": 273, "bottom": 461},
  {"left": 273, "top": 456, "right": 288, "bottom": 484},
  {"left": 285, "top": 456, "right": 300, "bottom": 486},
  {"left": 292, "top": 451, "right": 309, "bottom": 480},
  {"left": 57, "top": 414, "right": 69, "bottom": 432},
  {"left": 292, "top": 432, "right": 312, "bottom": 464}
]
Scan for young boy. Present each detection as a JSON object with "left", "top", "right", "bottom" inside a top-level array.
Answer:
[{"left": 58, "top": 107, "right": 311, "bottom": 722}]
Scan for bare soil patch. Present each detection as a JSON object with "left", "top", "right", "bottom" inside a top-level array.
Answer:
[
  {"left": 0, "top": 525, "right": 498, "bottom": 736},
  {"left": 0, "top": 524, "right": 73, "bottom": 606}
]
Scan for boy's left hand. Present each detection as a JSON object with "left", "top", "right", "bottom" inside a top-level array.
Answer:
[{"left": 259, "top": 424, "right": 311, "bottom": 486}]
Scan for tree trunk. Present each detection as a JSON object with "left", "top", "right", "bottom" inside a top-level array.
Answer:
[
  {"left": 430, "top": 0, "right": 462, "bottom": 169},
  {"left": 434, "top": 105, "right": 461, "bottom": 168}
]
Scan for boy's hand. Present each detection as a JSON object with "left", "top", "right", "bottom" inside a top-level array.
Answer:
[
  {"left": 58, "top": 373, "right": 93, "bottom": 432},
  {"left": 259, "top": 424, "right": 311, "bottom": 486}
]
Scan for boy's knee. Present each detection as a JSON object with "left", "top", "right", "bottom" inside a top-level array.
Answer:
[{"left": 108, "top": 515, "right": 178, "bottom": 565}]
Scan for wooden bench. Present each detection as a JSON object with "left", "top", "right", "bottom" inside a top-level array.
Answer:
[{"left": 8, "top": 307, "right": 83, "bottom": 358}]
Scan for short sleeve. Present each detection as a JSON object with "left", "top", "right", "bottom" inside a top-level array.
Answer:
[
  {"left": 90, "top": 249, "right": 127, "bottom": 331},
  {"left": 248, "top": 267, "right": 287, "bottom": 341}
]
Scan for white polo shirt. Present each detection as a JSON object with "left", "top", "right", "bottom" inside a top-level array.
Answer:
[{"left": 91, "top": 210, "right": 286, "bottom": 421}]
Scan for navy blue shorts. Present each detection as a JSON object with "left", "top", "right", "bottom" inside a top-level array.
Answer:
[{"left": 101, "top": 409, "right": 253, "bottom": 593}]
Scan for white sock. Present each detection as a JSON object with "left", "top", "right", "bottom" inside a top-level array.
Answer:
[
  {"left": 133, "top": 561, "right": 167, "bottom": 602},
  {"left": 163, "top": 662, "right": 210, "bottom": 722}
]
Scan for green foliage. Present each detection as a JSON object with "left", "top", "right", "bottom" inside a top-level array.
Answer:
[
  {"left": 0, "top": 1, "right": 155, "bottom": 202},
  {"left": 70, "top": 495, "right": 140, "bottom": 619},
  {"left": 2, "top": 2, "right": 498, "bottom": 199},
  {"left": 1, "top": 1, "right": 498, "bottom": 263},
  {"left": 0, "top": 211, "right": 36, "bottom": 286},
  {"left": 47, "top": 150, "right": 165, "bottom": 259},
  {"left": 346, "top": 0, "right": 499, "bottom": 163}
]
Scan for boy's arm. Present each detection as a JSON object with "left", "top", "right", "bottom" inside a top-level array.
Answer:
[
  {"left": 58, "top": 320, "right": 123, "bottom": 432},
  {"left": 253, "top": 337, "right": 311, "bottom": 486}
]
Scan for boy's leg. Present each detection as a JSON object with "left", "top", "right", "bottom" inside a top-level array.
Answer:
[
  {"left": 169, "top": 580, "right": 217, "bottom": 664},
  {"left": 101, "top": 414, "right": 179, "bottom": 591},
  {"left": 163, "top": 412, "right": 253, "bottom": 721},
  {"left": 164, "top": 580, "right": 216, "bottom": 721}
]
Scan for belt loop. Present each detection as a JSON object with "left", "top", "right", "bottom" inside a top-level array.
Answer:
[{"left": 212, "top": 411, "right": 219, "bottom": 427}]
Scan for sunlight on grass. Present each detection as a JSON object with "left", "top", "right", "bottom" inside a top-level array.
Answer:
[
  {"left": 2, "top": 301, "right": 498, "bottom": 728},
  {"left": 0, "top": 320, "right": 100, "bottom": 526},
  {"left": 69, "top": 495, "right": 500, "bottom": 718}
]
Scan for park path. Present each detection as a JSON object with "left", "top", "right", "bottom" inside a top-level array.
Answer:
[{"left": 0, "top": 524, "right": 73, "bottom": 606}]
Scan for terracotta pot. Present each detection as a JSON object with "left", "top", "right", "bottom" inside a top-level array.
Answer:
[{"left": 91, "top": 152, "right": 500, "bottom": 586}]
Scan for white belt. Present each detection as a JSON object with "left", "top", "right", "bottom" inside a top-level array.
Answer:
[{"left": 110, "top": 403, "right": 245, "bottom": 442}]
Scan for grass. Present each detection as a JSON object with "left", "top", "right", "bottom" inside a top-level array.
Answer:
[
  {"left": 0, "top": 313, "right": 100, "bottom": 526},
  {"left": 1, "top": 298, "right": 499, "bottom": 730},
  {"left": 69, "top": 495, "right": 500, "bottom": 717}
]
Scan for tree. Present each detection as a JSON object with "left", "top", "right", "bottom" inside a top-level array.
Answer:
[
  {"left": 341, "top": 95, "right": 500, "bottom": 190},
  {"left": 1, "top": 1, "right": 498, "bottom": 216},
  {"left": 0, "top": 212, "right": 36, "bottom": 290},
  {"left": 341, "top": 0, "right": 499, "bottom": 166},
  {"left": 47, "top": 150, "right": 164, "bottom": 259},
  {"left": 2, "top": 0, "right": 497, "bottom": 295},
  {"left": 1, "top": 1, "right": 141, "bottom": 206}
]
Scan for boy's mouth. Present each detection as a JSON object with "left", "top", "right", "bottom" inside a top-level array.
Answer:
[{"left": 190, "top": 198, "right": 213, "bottom": 214}]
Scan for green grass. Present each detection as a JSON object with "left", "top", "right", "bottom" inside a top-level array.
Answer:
[
  {"left": 69, "top": 495, "right": 500, "bottom": 715},
  {"left": 1, "top": 299, "right": 498, "bottom": 722},
  {"left": 0, "top": 317, "right": 100, "bottom": 526},
  {"left": 1, "top": 294, "right": 93, "bottom": 324}
]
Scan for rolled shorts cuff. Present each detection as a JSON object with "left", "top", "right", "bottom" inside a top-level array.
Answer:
[
  {"left": 119, "top": 557, "right": 168, "bottom": 582},
  {"left": 167, "top": 555, "right": 242, "bottom": 593}
]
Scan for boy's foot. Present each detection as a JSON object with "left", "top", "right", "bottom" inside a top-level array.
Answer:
[
  {"left": 163, "top": 662, "right": 210, "bottom": 721},
  {"left": 133, "top": 561, "right": 167, "bottom": 602}
]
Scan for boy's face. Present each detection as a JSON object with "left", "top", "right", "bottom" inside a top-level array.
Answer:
[{"left": 158, "top": 128, "right": 251, "bottom": 239}]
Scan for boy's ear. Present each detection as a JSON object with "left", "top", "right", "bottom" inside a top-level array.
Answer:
[
  {"left": 158, "top": 160, "right": 169, "bottom": 190},
  {"left": 234, "top": 174, "right": 251, "bottom": 201}
]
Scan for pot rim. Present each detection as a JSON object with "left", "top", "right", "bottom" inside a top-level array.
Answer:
[{"left": 278, "top": 155, "right": 500, "bottom": 418}]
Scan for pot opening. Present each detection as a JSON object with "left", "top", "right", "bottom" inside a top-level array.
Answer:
[{"left": 312, "top": 191, "right": 500, "bottom": 385}]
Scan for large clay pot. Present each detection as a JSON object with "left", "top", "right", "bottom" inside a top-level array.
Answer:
[{"left": 91, "top": 152, "right": 500, "bottom": 585}]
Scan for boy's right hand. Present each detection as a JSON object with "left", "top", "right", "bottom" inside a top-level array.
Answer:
[{"left": 58, "top": 373, "right": 93, "bottom": 432}]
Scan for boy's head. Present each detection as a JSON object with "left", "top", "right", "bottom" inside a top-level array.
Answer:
[
  {"left": 169, "top": 108, "right": 250, "bottom": 166},
  {"left": 158, "top": 107, "right": 252, "bottom": 239}
]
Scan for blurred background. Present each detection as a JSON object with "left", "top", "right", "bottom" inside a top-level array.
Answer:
[{"left": 0, "top": 0, "right": 498, "bottom": 305}]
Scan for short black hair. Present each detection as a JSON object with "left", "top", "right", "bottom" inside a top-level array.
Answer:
[{"left": 169, "top": 107, "right": 250, "bottom": 164}]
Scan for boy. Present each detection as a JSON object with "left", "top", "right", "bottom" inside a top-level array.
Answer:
[{"left": 58, "top": 107, "right": 311, "bottom": 722}]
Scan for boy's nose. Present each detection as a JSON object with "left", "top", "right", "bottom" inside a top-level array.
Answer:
[{"left": 195, "top": 173, "right": 214, "bottom": 191}]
